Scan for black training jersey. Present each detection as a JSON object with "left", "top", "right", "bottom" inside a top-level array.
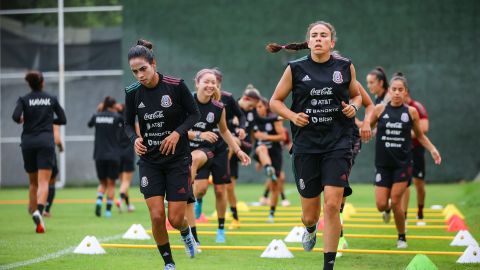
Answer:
[
  {"left": 375, "top": 92, "right": 387, "bottom": 105},
  {"left": 288, "top": 54, "right": 354, "bottom": 154},
  {"left": 124, "top": 74, "right": 200, "bottom": 165},
  {"left": 254, "top": 113, "right": 282, "bottom": 151},
  {"left": 375, "top": 103, "right": 412, "bottom": 167},
  {"left": 242, "top": 107, "right": 257, "bottom": 143},
  {"left": 12, "top": 91, "right": 67, "bottom": 149},
  {"left": 88, "top": 111, "right": 123, "bottom": 161},
  {"left": 221, "top": 91, "right": 246, "bottom": 133},
  {"left": 189, "top": 94, "right": 225, "bottom": 151}
]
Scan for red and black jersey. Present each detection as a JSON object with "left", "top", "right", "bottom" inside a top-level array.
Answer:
[{"left": 408, "top": 99, "right": 428, "bottom": 148}]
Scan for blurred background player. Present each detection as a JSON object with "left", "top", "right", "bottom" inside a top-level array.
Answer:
[{"left": 43, "top": 124, "right": 64, "bottom": 217}]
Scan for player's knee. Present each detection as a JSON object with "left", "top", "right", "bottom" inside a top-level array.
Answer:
[
  {"left": 323, "top": 200, "right": 341, "bottom": 216},
  {"left": 150, "top": 210, "right": 166, "bottom": 225},
  {"left": 376, "top": 201, "right": 389, "bottom": 211},
  {"left": 168, "top": 214, "right": 184, "bottom": 229}
]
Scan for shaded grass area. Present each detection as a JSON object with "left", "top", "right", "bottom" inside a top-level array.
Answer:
[{"left": 0, "top": 182, "right": 478, "bottom": 269}]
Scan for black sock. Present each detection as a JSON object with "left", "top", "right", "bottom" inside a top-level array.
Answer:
[
  {"left": 191, "top": 226, "right": 199, "bottom": 243},
  {"left": 270, "top": 206, "right": 275, "bottom": 216},
  {"left": 398, "top": 233, "right": 406, "bottom": 241},
  {"left": 218, "top": 218, "right": 225, "bottom": 230},
  {"left": 125, "top": 195, "right": 130, "bottom": 206},
  {"left": 96, "top": 192, "right": 103, "bottom": 202},
  {"left": 106, "top": 200, "right": 113, "bottom": 211},
  {"left": 263, "top": 189, "right": 270, "bottom": 198},
  {"left": 37, "top": 204, "right": 45, "bottom": 215},
  {"left": 280, "top": 192, "right": 286, "bottom": 200},
  {"left": 180, "top": 226, "right": 190, "bottom": 237},
  {"left": 197, "top": 198, "right": 203, "bottom": 203},
  {"left": 340, "top": 203, "right": 345, "bottom": 213},
  {"left": 157, "top": 243, "right": 174, "bottom": 265},
  {"left": 230, "top": 207, "right": 238, "bottom": 220},
  {"left": 385, "top": 208, "right": 391, "bottom": 214},
  {"left": 120, "top": 192, "right": 126, "bottom": 202},
  {"left": 324, "top": 252, "right": 336, "bottom": 270},
  {"left": 306, "top": 224, "right": 316, "bottom": 233},
  {"left": 46, "top": 185, "right": 56, "bottom": 212},
  {"left": 418, "top": 204, "right": 424, "bottom": 219},
  {"left": 405, "top": 211, "right": 408, "bottom": 219},
  {"left": 340, "top": 228, "right": 343, "bottom": 237}
]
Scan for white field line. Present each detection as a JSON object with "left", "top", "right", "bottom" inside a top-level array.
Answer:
[{"left": 0, "top": 234, "right": 123, "bottom": 270}]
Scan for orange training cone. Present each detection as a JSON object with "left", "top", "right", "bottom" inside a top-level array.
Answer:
[
  {"left": 448, "top": 216, "right": 467, "bottom": 232},
  {"left": 196, "top": 213, "right": 209, "bottom": 223}
]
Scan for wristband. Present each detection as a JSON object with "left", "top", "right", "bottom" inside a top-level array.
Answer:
[
  {"left": 195, "top": 131, "right": 201, "bottom": 140},
  {"left": 350, "top": 104, "right": 359, "bottom": 112}
]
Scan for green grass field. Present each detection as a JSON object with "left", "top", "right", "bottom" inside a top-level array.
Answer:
[{"left": 0, "top": 182, "right": 479, "bottom": 270}]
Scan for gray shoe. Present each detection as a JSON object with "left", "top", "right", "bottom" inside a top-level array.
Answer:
[
  {"left": 181, "top": 229, "right": 197, "bottom": 258},
  {"left": 302, "top": 226, "right": 317, "bottom": 251},
  {"left": 164, "top": 263, "right": 175, "bottom": 270},
  {"left": 382, "top": 211, "right": 391, "bottom": 223}
]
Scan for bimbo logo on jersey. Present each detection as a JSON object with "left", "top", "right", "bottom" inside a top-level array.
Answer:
[
  {"left": 29, "top": 98, "right": 51, "bottom": 106},
  {"left": 161, "top": 95, "right": 172, "bottom": 108},
  {"left": 332, "top": 71, "right": 343, "bottom": 84},
  {"left": 206, "top": 112, "right": 215, "bottom": 123}
]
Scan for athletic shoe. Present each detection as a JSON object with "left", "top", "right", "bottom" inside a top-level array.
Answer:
[
  {"left": 164, "top": 263, "right": 176, "bottom": 270},
  {"left": 216, "top": 228, "right": 226, "bottom": 243},
  {"left": 194, "top": 201, "right": 202, "bottom": 219},
  {"left": 302, "top": 226, "right": 317, "bottom": 251},
  {"left": 43, "top": 211, "right": 51, "bottom": 218},
  {"left": 265, "top": 166, "right": 277, "bottom": 181},
  {"left": 259, "top": 196, "right": 269, "bottom": 206},
  {"left": 267, "top": 214, "right": 275, "bottom": 223},
  {"left": 127, "top": 204, "right": 135, "bottom": 212},
  {"left": 382, "top": 211, "right": 391, "bottom": 223},
  {"left": 105, "top": 210, "right": 112, "bottom": 218},
  {"left": 196, "top": 242, "right": 202, "bottom": 253},
  {"left": 228, "top": 219, "right": 240, "bottom": 229},
  {"left": 281, "top": 199, "right": 291, "bottom": 207},
  {"left": 396, "top": 240, "right": 408, "bottom": 248},
  {"left": 115, "top": 200, "right": 124, "bottom": 213},
  {"left": 32, "top": 210, "right": 45, "bottom": 233},
  {"left": 181, "top": 229, "right": 197, "bottom": 258},
  {"left": 338, "top": 236, "right": 348, "bottom": 249},
  {"left": 95, "top": 203, "right": 101, "bottom": 217}
]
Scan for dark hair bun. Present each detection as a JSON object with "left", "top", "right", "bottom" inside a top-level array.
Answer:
[{"left": 137, "top": 39, "right": 153, "bottom": 50}]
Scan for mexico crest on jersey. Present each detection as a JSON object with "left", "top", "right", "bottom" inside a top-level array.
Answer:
[
  {"left": 265, "top": 123, "right": 273, "bottom": 131},
  {"left": 161, "top": 95, "right": 172, "bottom": 108},
  {"left": 332, "top": 71, "right": 343, "bottom": 84},
  {"left": 401, "top": 112, "right": 409, "bottom": 123},
  {"left": 206, "top": 112, "right": 215, "bottom": 123}
]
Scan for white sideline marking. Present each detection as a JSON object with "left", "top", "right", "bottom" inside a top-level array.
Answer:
[{"left": 0, "top": 234, "right": 122, "bottom": 270}]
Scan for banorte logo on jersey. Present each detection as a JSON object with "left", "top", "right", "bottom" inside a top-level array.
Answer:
[
  {"left": 206, "top": 112, "right": 215, "bottom": 123},
  {"left": 161, "top": 95, "right": 172, "bottom": 108},
  {"left": 332, "top": 71, "right": 343, "bottom": 84}
]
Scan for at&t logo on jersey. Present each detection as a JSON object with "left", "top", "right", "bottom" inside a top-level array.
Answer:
[
  {"left": 206, "top": 112, "right": 215, "bottom": 123},
  {"left": 332, "top": 71, "right": 343, "bottom": 84},
  {"left": 161, "top": 95, "right": 172, "bottom": 108}
]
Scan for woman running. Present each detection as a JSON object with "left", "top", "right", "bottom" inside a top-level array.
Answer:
[
  {"left": 88, "top": 96, "right": 123, "bottom": 218},
  {"left": 253, "top": 97, "right": 286, "bottom": 222},
  {"left": 124, "top": 39, "right": 201, "bottom": 270},
  {"left": 43, "top": 124, "right": 64, "bottom": 217},
  {"left": 189, "top": 68, "right": 250, "bottom": 243},
  {"left": 268, "top": 21, "right": 362, "bottom": 269},
  {"left": 370, "top": 74, "right": 441, "bottom": 248},
  {"left": 367, "top": 66, "right": 390, "bottom": 105},
  {"left": 12, "top": 70, "right": 67, "bottom": 233}
]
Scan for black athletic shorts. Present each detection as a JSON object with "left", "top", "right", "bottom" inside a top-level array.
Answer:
[
  {"left": 139, "top": 155, "right": 192, "bottom": 201},
  {"left": 374, "top": 164, "right": 412, "bottom": 188},
  {"left": 292, "top": 149, "right": 352, "bottom": 199},
  {"left": 120, "top": 148, "right": 135, "bottom": 173},
  {"left": 95, "top": 160, "right": 120, "bottom": 180},
  {"left": 230, "top": 141, "right": 253, "bottom": 179},
  {"left": 197, "top": 149, "right": 230, "bottom": 185},
  {"left": 187, "top": 191, "right": 196, "bottom": 204},
  {"left": 253, "top": 146, "right": 282, "bottom": 178},
  {"left": 412, "top": 146, "right": 426, "bottom": 180},
  {"left": 21, "top": 146, "right": 55, "bottom": 173}
]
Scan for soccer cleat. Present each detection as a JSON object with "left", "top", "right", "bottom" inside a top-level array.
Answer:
[
  {"left": 267, "top": 214, "right": 275, "bottom": 223},
  {"left": 281, "top": 199, "right": 291, "bottom": 207},
  {"left": 216, "top": 228, "right": 226, "bottom": 243},
  {"left": 382, "top": 211, "right": 391, "bottom": 223},
  {"left": 105, "top": 210, "right": 112, "bottom": 218},
  {"left": 95, "top": 203, "right": 102, "bottom": 217},
  {"left": 396, "top": 240, "right": 408, "bottom": 249},
  {"left": 302, "top": 226, "right": 317, "bottom": 251},
  {"left": 265, "top": 166, "right": 277, "bottom": 182},
  {"left": 338, "top": 236, "right": 348, "bottom": 249},
  {"left": 116, "top": 200, "right": 124, "bottom": 213},
  {"left": 259, "top": 196, "right": 269, "bottom": 206},
  {"left": 164, "top": 263, "right": 176, "bottom": 270},
  {"left": 127, "top": 204, "right": 135, "bottom": 212},
  {"left": 43, "top": 212, "right": 51, "bottom": 218},
  {"left": 32, "top": 210, "right": 45, "bottom": 233},
  {"left": 228, "top": 219, "right": 240, "bottom": 230},
  {"left": 181, "top": 229, "right": 198, "bottom": 258},
  {"left": 196, "top": 242, "right": 202, "bottom": 253},
  {"left": 194, "top": 201, "right": 202, "bottom": 219}
]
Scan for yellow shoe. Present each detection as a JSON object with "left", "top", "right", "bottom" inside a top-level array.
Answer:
[{"left": 229, "top": 219, "right": 240, "bottom": 229}]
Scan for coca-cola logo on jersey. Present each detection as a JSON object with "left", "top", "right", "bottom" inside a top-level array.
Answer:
[
  {"left": 144, "top": 111, "right": 164, "bottom": 120},
  {"left": 310, "top": 87, "right": 332, "bottom": 96}
]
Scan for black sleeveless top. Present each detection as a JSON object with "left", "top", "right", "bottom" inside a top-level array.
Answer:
[
  {"left": 189, "top": 94, "right": 225, "bottom": 151},
  {"left": 288, "top": 54, "right": 354, "bottom": 154},
  {"left": 375, "top": 103, "right": 412, "bottom": 167},
  {"left": 254, "top": 113, "right": 282, "bottom": 151}
]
